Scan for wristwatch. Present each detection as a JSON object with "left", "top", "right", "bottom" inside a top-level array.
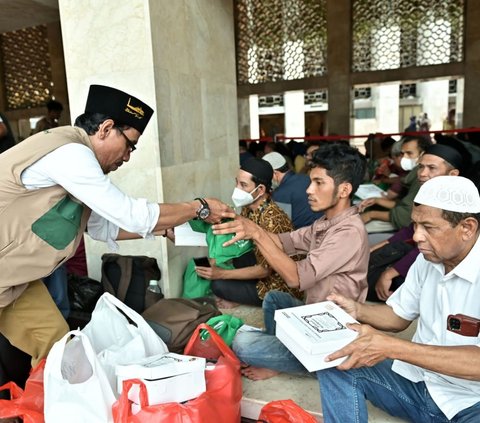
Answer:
[{"left": 194, "top": 198, "right": 211, "bottom": 220}]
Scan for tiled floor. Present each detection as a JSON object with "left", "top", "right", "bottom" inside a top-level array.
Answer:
[{"left": 223, "top": 304, "right": 416, "bottom": 423}]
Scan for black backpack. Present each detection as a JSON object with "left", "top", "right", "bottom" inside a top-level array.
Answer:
[{"left": 101, "top": 253, "right": 163, "bottom": 313}]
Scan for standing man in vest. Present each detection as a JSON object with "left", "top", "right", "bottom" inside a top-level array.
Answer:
[{"left": 0, "top": 85, "right": 233, "bottom": 367}]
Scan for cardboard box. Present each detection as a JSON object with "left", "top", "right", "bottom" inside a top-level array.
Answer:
[
  {"left": 274, "top": 301, "right": 359, "bottom": 371},
  {"left": 116, "top": 352, "right": 206, "bottom": 405}
]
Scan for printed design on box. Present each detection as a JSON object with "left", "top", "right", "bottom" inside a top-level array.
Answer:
[{"left": 302, "top": 312, "right": 346, "bottom": 334}]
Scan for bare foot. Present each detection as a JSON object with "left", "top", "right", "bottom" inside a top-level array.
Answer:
[
  {"left": 241, "top": 366, "right": 280, "bottom": 381},
  {"left": 214, "top": 296, "right": 240, "bottom": 309}
]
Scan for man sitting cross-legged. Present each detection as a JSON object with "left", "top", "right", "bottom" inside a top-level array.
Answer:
[{"left": 213, "top": 142, "right": 370, "bottom": 380}]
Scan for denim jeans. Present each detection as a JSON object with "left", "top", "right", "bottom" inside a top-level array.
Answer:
[
  {"left": 231, "top": 290, "right": 312, "bottom": 377},
  {"left": 317, "top": 359, "right": 480, "bottom": 423},
  {"left": 262, "top": 290, "right": 304, "bottom": 334},
  {"left": 43, "top": 264, "right": 70, "bottom": 319}
]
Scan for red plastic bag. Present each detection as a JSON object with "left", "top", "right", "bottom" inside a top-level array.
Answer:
[
  {"left": 112, "top": 324, "right": 242, "bottom": 423},
  {"left": 0, "top": 359, "right": 45, "bottom": 423},
  {"left": 258, "top": 399, "right": 317, "bottom": 423}
]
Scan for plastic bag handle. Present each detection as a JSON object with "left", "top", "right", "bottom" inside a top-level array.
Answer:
[
  {"left": 45, "top": 330, "right": 98, "bottom": 379},
  {"left": 113, "top": 379, "right": 149, "bottom": 421},
  {"left": 184, "top": 323, "right": 239, "bottom": 365}
]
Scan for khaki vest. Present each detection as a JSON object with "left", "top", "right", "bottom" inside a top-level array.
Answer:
[{"left": 0, "top": 127, "right": 93, "bottom": 306}]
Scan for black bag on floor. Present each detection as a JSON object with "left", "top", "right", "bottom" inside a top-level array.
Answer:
[
  {"left": 141, "top": 297, "right": 221, "bottom": 353},
  {"left": 0, "top": 334, "right": 31, "bottom": 399},
  {"left": 66, "top": 274, "right": 104, "bottom": 329},
  {"left": 101, "top": 253, "right": 163, "bottom": 313}
]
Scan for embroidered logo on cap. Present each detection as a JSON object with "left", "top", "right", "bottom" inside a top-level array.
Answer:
[{"left": 125, "top": 98, "right": 145, "bottom": 119}]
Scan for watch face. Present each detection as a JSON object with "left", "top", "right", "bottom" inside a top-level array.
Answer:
[{"left": 199, "top": 207, "right": 210, "bottom": 219}]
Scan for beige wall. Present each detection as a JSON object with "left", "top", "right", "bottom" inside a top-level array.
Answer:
[{"left": 58, "top": 0, "right": 238, "bottom": 296}]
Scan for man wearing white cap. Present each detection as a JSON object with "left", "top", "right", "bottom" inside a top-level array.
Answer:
[
  {"left": 262, "top": 151, "right": 323, "bottom": 229},
  {"left": 317, "top": 175, "right": 480, "bottom": 422}
]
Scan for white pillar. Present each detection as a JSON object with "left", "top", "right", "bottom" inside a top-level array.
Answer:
[
  {"left": 249, "top": 95, "right": 260, "bottom": 139},
  {"left": 455, "top": 78, "right": 464, "bottom": 128},
  {"left": 284, "top": 90, "right": 305, "bottom": 138},
  {"left": 59, "top": 0, "right": 238, "bottom": 296},
  {"left": 371, "top": 84, "right": 400, "bottom": 133},
  {"left": 417, "top": 80, "right": 449, "bottom": 131}
]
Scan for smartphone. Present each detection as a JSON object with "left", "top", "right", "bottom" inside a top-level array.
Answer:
[
  {"left": 447, "top": 313, "right": 480, "bottom": 337},
  {"left": 193, "top": 257, "right": 211, "bottom": 267}
]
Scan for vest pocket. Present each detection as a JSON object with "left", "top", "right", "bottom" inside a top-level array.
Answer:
[{"left": 32, "top": 196, "right": 84, "bottom": 250}]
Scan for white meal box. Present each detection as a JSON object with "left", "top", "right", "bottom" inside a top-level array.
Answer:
[
  {"left": 116, "top": 352, "right": 206, "bottom": 405},
  {"left": 274, "top": 301, "right": 359, "bottom": 371}
]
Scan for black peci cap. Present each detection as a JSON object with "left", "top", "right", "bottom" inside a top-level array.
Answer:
[
  {"left": 241, "top": 157, "right": 273, "bottom": 188},
  {"left": 84, "top": 85, "right": 154, "bottom": 134}
]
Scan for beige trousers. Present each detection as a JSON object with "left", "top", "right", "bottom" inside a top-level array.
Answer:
[{"left": 0, "top": 280, "right": 69, "bottom": 367}]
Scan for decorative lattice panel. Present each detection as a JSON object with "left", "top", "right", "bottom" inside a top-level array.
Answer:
[
  {"left": 0, "top": 25, "right": 53, "bottom": 110},
  {"left": 352, "top": 0, "right": 464, "bottom": 72},
  {"left": 236, "top": 0, "right": 327, "bottom": 85}
]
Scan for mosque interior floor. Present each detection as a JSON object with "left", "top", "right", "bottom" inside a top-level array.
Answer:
[{"left": 222, "top": 303, "right": 417, "bottom": 423}]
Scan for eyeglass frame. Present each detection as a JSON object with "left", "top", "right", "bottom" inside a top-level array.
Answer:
[{"left": 115, "top": 126, "right": 137, "bottom": 153}]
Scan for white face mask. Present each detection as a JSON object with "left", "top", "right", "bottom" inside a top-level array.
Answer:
[
  {"left": 400, "top": 157, "right": 417, "bottom": 171},
  {"left": 231, "top": 186, "right": 260, "bottom": 208}
]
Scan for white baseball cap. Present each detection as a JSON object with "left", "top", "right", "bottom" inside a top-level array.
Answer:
[
  {"left": 414, "top": 176, "right": 480, "bottom": 213},
  {"left": 262, "top": 152, "right": 287, "bottom": 170}
]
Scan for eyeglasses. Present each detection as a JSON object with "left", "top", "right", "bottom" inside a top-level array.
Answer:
[{"left": 116, "top": 127, "right": 136, "bottom": 153}]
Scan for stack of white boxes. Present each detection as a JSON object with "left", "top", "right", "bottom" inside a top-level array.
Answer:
[{"left": 116, "top": 352, "right": 206, "bottom": 410}]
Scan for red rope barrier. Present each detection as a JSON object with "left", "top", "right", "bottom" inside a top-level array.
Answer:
[{"left": 240, "top": 127, "right": 480, "bottom": 143}]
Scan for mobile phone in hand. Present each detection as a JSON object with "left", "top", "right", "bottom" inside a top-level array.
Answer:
[{"left": 193, "top": 257, "right": 211, "bottom": 267}]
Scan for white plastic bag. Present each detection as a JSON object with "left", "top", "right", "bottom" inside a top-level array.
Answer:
[
  {"left": 44, "top": 330, "right": 116, "bottom": 423},
  {"left": 82, "top": 292, "right": 168, "bottom": 391}
]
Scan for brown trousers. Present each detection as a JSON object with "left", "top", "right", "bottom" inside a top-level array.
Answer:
[{"left": 0, "top": 280, "right": 68, "bottom": 367}]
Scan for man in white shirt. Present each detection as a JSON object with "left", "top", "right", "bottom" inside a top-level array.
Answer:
[
  {"left": 0, "top": 84, "right": 233, "bottom": 368},
  {"left": 318, "top": 176, "right": 480, "bottom": 423}
]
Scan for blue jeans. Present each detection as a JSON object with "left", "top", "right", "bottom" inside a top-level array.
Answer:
[
  {"left": 317, "top": 359, "right": 480, "bottom": 423},
  {"left": 262, "top": 290, "right": 304, "bottom": 334},
  {"left": 43, "top": 264, "right": 70, "bottom": 319},
  {"left": 231, "top": 290, "right": 312, "bottom": 377}
]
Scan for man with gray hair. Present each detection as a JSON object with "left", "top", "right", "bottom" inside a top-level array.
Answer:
[{"left": 318, "top": 175, "right": 480, "bottom": 422}]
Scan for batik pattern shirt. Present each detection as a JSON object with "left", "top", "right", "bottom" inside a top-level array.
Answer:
[{"left": 241, "top": 199, "right": 303, "bottom": 300}]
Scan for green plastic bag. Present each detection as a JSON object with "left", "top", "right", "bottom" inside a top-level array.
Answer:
[
  {"left": 202, "top": 314, "right": 244, "bottom": 346},
  {"left": 182, "top": 220, "right": 253, "bottom": 299},
  {"left": 188, "top": 220, "right": 252, "bottom": 266},
  {"left": 182, "top": 258, "right": 212, "bottom": 299}
]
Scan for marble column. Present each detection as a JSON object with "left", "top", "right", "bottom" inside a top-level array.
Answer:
[{"left": 58, "top": 0, "right": 238, "bottom": 296}]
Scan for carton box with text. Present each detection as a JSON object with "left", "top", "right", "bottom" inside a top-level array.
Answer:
[
  {"left": 116, "top": 352, "right": 206, "bottom": 405},
  {"left": 274, "top": 301, "right": 359, "bottom": 371}
]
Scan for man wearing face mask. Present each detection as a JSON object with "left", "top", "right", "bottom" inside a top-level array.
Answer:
[
  {"left": 359, "top": 136, "right": 432, "bottom": 236},
  {"left": 262, "top": 152, "right": 323, "bottom": 229},
  {"left": 195, "top": 157, "right": 301, "bottom": 308}
]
